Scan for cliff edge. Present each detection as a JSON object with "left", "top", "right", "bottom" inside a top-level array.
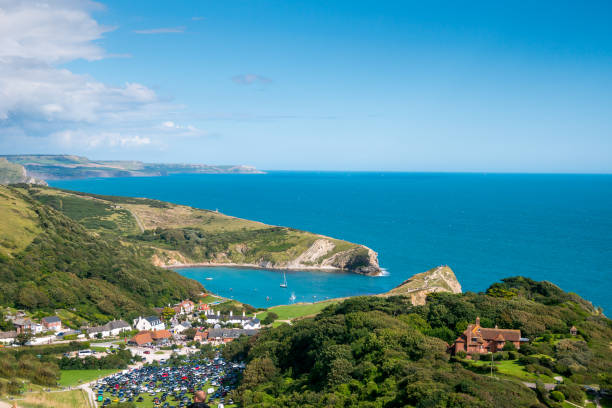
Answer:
[{"left": 384, "top": 265, "right": 461, "bottom": 305}]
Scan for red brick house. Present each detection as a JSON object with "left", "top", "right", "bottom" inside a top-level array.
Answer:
[
  {"left": 451, "top": 317, "right": 524, "bottom": 355},
  {"left": 41, "top": 316, "right": 62, "bottom": 332}
]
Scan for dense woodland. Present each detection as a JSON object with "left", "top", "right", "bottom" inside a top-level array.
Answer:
[
  {"left": 224, "top": 278, "right": 612, "bottom": 408},
  {"left": 0, "top": 186, "right": 203, "bottom": 323}
]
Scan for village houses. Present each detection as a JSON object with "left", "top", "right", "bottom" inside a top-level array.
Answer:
[
  {"left": 203, "top": 309, "right": 261, "bottom": 329},
  {"left": 87, "top": 320, "right": 131, "bottom": 338}
]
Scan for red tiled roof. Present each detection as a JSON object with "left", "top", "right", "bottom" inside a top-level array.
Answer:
[
  {"left": 130, "top": 332, "right": 153, "bottom": 345},
  {"left": 151, "top": 330, "right": 172, "bottom": 340},
  {"left": 194, "top": 330, "right": 207, "bottom": 340},
  {"left": 480, "top": 328, "right": 520, "bottom": 342}
]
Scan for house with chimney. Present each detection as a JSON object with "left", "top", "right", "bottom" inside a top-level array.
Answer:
[
  {"left": 451, "top": 317, "right": 528, "bottom": 355},
  {"left": 133, "top": 316, "right": 164, "bottom": 332},
  {"left": 203, "top": 309, "right": 260, "bottom": 329}
]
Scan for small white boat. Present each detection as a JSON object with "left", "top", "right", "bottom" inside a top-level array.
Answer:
[
  {"left": 205, "top": 277, "right": 213, "bottom": 281},
  {"left": 289, "top": 292, "right": 296, "bottom": 303},
  {"left": 280, "top": 272, "right": 288, "bottom": 288}
]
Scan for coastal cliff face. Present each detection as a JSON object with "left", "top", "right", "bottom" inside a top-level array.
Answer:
[
  {"left": 0, "top": 158, "right": 47, "bottom": 186},
  {"left": 153, "top": 238, "right": 381, "bottom": 275},
  {"left": 384, "top": 265, "right": 462, "bottom": 305}
]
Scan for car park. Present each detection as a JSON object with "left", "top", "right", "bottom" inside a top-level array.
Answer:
[{"left": 92, "top": 351, "right": 243, "bottom": 407}]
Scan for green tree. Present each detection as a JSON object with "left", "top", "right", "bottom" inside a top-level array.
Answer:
[
  {"left": 262, "top": 312, "right": 279, "bottom": 325},
  {"left": 16, "top": 331, "right": 33, "bottom": 345},
  {"left": 161, "top": 307, "right": 176, "bottom": 322}
]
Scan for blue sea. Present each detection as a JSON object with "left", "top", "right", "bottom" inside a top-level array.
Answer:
[{"left": 50, "top": 172, "right": 612, "bottom": 312}]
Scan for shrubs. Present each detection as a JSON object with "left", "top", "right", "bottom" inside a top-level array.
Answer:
[
  {"left": 58, "top": 350, "right": 137, "bottom": 370},
  {"left": 550, "top": 390, "right": 565, "bottom": 402},
  {"left": 555, "top": 383, "right": 585, "bottom": 404},
  {"left": 262, "top": 312, "right": 278, "bottom": 325},
  {"left": 226, "top": 298, "right": 538, "bottom": 407},
  {"left": 0, "top": 353, "right": 59, "bottom": 390}
]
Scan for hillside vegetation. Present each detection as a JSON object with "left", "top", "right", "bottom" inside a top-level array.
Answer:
[
  {"left": 20, "top": 185, "right": 380, "bottom": 274},
  {"left": 224, "top": 277, "right": 612, "bottom": 408},
  {"left": 0, "top": 185, "right": 203, "bottom": 323}
]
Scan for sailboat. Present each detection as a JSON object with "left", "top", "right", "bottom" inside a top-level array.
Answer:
[
  {"left": 289, "top": 292, "right": 296, "bottom": 303},
  {"left": 280, "top": 272, "right": 288, "bottom": 288}
]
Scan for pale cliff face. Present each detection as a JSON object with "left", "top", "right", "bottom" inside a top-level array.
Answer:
[
  {"left": 153, "top": 238, "right": 382, "bottom": 275},
  {"left": 383, "top": 265, "right": 462, "bottom": 305}
]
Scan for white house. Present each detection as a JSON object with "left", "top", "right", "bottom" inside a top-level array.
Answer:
[
  {"left": 0, "top": 331, "right": 17, "bottom": 344},
  {"left": 133, "top": 316, "right": 164, "bottom": 331},
  {"left": 243, "top": 318, "right": 261, "bottom": 330},
  {"left": 170, "top": 320, "right": 192, "bottom": 335},
  {"left": 13, "top": 318, "right": 44, "bottom": 334},
  {"left": 204, "top": 310, "right": 261, "bottom": 329},
  {"left": 87, "top": 320, "right": 131, "bottom": 338}
]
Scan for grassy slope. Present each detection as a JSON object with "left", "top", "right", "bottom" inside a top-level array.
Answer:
[
  {"left": 0, "top": 185, "right": 41, "bottom": 257},
  {"left": 59, "top": 369, "right": 122, "bottom": 386},
  {"left": 257, "top": 300, "right": 341, "bottom": 321},
  {"left": 4, "top": 390, "right": 90, "bottom": 408},
  {"left": 24, "top": 185, "right": 361, "bottom": 267}
]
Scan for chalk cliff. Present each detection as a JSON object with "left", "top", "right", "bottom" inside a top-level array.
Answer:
[{"left": 384, "top": 265, "right": 462, "bottom": 305}]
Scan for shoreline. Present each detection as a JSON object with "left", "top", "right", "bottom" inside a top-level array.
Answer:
[{"left": 164, "top": 261, "right": 382, "bottom": 275}]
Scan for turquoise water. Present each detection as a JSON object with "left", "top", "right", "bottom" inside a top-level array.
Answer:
[{"left": 50, "top": 172, "right": 612, "bottom": 311}]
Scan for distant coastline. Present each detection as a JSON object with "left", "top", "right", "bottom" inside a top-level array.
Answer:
[{"left": 0, "top": 154, "right": 264, "bottom": 182}]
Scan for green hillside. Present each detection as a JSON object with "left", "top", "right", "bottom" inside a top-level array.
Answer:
[
  {"left": 0, "top": 185, "right": 203, "bottom": 323},
  {"left": 0, "top": 184, "right": 380, "bottom": 323},
  {"left": 19, "top": 185, "right": 378, "bottom": 273},
  {"left": 224, "top": 277, "right": 612, "bottom": 407}
]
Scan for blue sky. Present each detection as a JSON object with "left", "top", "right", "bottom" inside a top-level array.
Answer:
[{"left": 1, "top": 0, "right": 611, "bottom": 172}]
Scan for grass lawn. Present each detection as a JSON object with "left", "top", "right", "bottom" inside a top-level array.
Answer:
[
  {"left": 468, "top": 359, "right": 557, "bottom": 383},
  {"left": 258, "top": 299, "right": 340, "bottom": 321},
  {"left": 199, "top": 294, "right": 222, "bottom": 304},
  {"left": 2, "top": 390, "right": 90, "bottom": 408},
  {"left": 59, "top": 369, "right": 123, "bottom": 386}
]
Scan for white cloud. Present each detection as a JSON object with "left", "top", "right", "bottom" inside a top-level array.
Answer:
[
  {"left": 0, "top": 0, "right": 110, "bottom": 63},
  {"left": 53, "top": 129, "right": 151, "bottom": 149},
  {"left": 0, "top": 0, "right": 205, "bottom": 152}
]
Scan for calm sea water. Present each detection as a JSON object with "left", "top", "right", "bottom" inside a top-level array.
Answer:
[{"left": 50, "top": 172, "right": 612, "bottom": 311}]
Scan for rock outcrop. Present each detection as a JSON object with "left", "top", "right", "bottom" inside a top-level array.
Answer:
[
  {"left": 0, "top": 158, "right": 47, "bottom": 186},
  {"left": 383, "top": 265, "right": 462, "bottom": 305}
]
